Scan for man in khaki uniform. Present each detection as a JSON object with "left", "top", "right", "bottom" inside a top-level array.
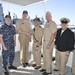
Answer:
[
  {"left": 55, "top": 18, "right": 74, "bottom": 75},
  {"left": 40, "top": 11, "right": 57, "bottom": 75},
  {"left": 16, "top": 10, "right": 32, "bottom": 67},
  {"left": 72, "top": 32, "right": 75, "bottom": 75},
  {"left": 32, "top": 18, "right": 43, "bottom": 69}
]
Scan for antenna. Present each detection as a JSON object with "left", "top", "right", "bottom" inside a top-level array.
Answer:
[{"left": 43, "top": 0, "right": 48, "bottom": 14}]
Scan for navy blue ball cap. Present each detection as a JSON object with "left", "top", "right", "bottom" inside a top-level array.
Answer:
[
  {"left": 5, "top": 15, "right": 11, "bottom": 19},
  {"left": 23, "top": 10, "right": 28, "bottom": 14},
  {"left": 33, "top": 18, "right": 40, "bottom": 22}
]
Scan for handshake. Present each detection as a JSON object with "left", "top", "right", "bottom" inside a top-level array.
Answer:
[
  {"left": 25, "top": 32, "right": 33, "bottom": 42},
  {"left": 26, "top": 32, "right": 31, "bottom": 37}
]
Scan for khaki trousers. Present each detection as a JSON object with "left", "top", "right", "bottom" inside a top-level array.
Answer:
[
  {"left": 33, "top": 42, "right": 41, "bottom": 66},
  {"left": 56, "top": 50, "right": 69, "bottom": 75},
  {"left": 43, "top": 41, "right": 54, "bottom": 73},
  {"left": 19, "top": 35, "right": 29, "bottom": 63},
  {"left": 72, "top": 50, "right": 75, "bottom": 75}
]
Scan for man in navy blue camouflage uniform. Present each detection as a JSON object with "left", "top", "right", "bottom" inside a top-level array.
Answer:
[{"left": 0, "top": 15, "right": 17, "bottom": 75}]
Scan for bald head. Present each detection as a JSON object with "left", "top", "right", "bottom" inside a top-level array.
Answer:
[{"left": 46, "top": 11, "right": 52, "bottom": 22}]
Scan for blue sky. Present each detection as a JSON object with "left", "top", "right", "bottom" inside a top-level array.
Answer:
[{"left": 0, "top": 0, "right": 75, "bottom": 25}]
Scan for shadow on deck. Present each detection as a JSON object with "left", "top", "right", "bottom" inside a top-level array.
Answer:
[{"left": 0, "top": 51, "right": 72, "bottom": 75}]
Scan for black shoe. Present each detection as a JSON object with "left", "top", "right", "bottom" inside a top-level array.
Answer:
[
  {"left": 32, "top": 64, "right": 37, "bottom": 67},
  {"left": 59, "top": 74, "right": 61, "bottom": 75},
  {"left": 42, "top": 72, "right": 47, "bottom": 75},
  {"left": 35, "top": 66, "right": 41, "bottom": 70},
  {"left": 9, "top": 65, "right": 17, "bottom": 70},
  {"left": 54, "top": 69, "right": 59, "bottom": 71},
  {"left": 3, "top": 67, "right": 9, "bottom": 75},
  {"left": 25, "top": 63, "right": 30, "bottom": 66},
  {"left": 22, "top": 63, "right": 26, "bottom": 67},
  {"left": 40, "top": 69, "right": 46, "bottom": 72},
  {"left": 52, "top": 57, "right": 55, "bottom": 61},
  {"left": 42, "top": 72, "right": 52, "bottom": 75}
]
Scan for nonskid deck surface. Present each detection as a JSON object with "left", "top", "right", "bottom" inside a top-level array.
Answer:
[{"left": 0, "top": 52, "right": 72, "bottom": 75}]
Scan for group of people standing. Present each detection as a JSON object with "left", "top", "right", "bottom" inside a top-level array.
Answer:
[{"left": 0, "top": 10, "right": 75, "bottom": 75}]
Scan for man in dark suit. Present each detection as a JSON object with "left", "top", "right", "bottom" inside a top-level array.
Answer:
[{"left": 55, "top": 18, "right": 74, "bottom": 75}]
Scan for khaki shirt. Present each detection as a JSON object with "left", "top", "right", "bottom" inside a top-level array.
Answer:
[
  {"left": 33, "top": 25, "right": 43, "bottom": 42},
  {"left": 44, "top": 20, "right": 57, "bottom": 41},
  {"left": 16, "top": 19, "right": 32, "bottom": 33},
  {"left": 16, "top": 19, "right": 32, "bottom": 41}
]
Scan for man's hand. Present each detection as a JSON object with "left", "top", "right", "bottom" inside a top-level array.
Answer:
[
  {"left": 26, "top": 32, "right": 30, "bottom": 37},
  {"left": 46, "top": 43, "right": 50, "bottom": 49},
  {"left": 26, "top": 32, "right": 31, "bottom": 42},
  {"left": 65, "top": 51, "right": 70, "bottom": 56},
  {"left": 35, "top": 46, "right": 39, "bottom": 51},
  {"left": 3, "top": 46, "right": 7, "bottom": 51}
]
